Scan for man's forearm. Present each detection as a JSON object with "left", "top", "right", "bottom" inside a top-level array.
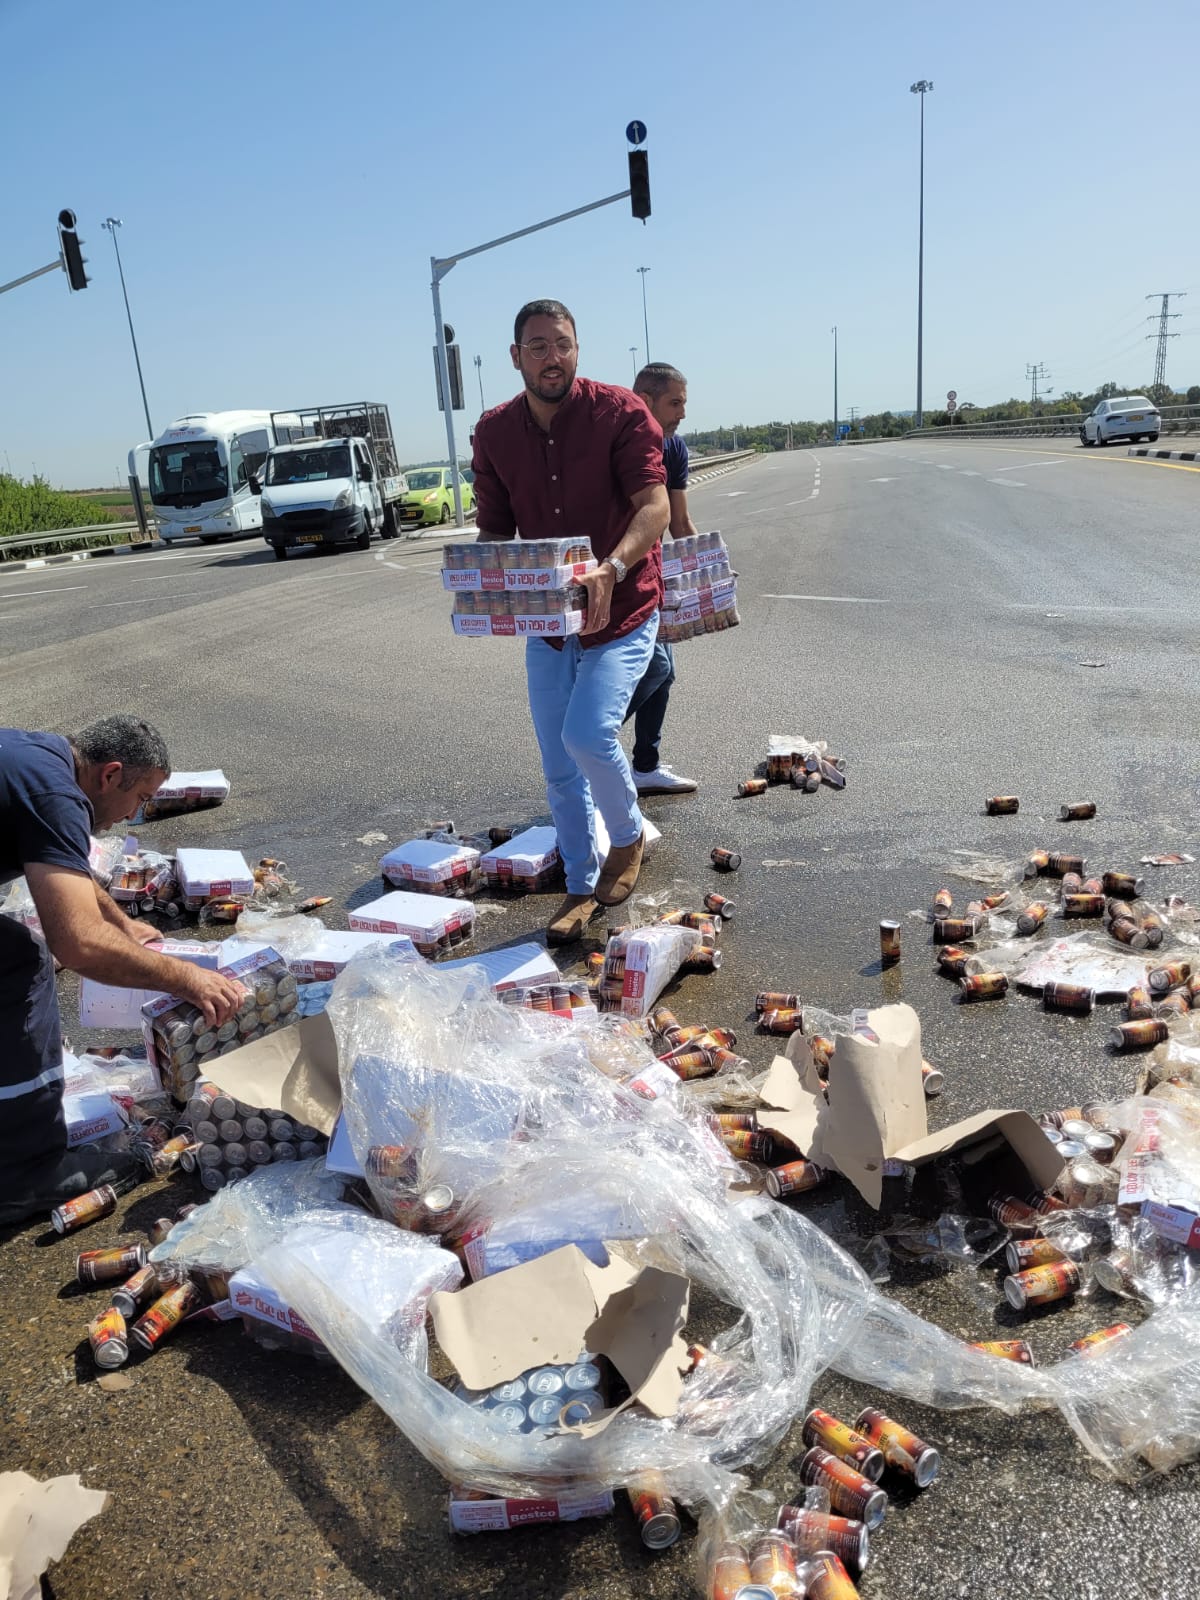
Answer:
[
  {"left": 95, "top": 883, "right": 139, "bottom": 940},
  {"left": 611, "top": 493, "right": 670, "bottom": 570},
  {"left": 63, "top": 921, "right": 199, "bottom": 993}
]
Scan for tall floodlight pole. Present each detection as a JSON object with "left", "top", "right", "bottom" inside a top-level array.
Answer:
[
  {"left": 629, "top": 345, "right": 639, "bottom": 381},
  {"left": 910, "top": 81, "right": 933, "bottom": 428},
  {"left": 637, "top": 266, "right": 651, "bottom": 364},
  {"left": 102, "top": 219, "right": 154, "bottom": 439},
  {"left": 831, "top": 325, "right": 839, "bottom": 445},
  {"left": 474, "top": 354, "right": 485, "bottom": 411}
]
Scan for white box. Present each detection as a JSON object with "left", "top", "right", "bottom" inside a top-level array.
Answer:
[
  {"left": 64, "top": 1090, "right": 130, "bottom": 1147},
  {"left": 349, "top": 889, "right": 475, "bottom": 953},
  {"left": 287, "top": 929, "right": 415, "bottom": 982},
  {"left": 448, "top": 1487, "right": 614, "bottom": 1535},
  {"left": 441, "top": 941, "right": 559, "bottom": 989},
  {"left": 228, "top": 1264, "right": 323, "bottom": 1345},
  {"left": 79, "top": 942, "right": 222, "bottom": 1030},
  {"left": 451, "top": 610, "right": 585, "bottom": 639},
  {"left": 380, "top": 838, "right": 482, "bottom": 888},
  {"left": 481, "top": 827, "right": 560, "bottom": 881},
  {"left": 441, "top": 559, "right": 595, "bottom": 592},
  {"left": 176, "top": 847, "right": 254, "bottom": 906},
  {"left": 154, "top": 770, "right": 231, "bottom": 802}
]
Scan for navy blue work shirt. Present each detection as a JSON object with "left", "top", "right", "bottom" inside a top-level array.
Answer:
[
  {"left": 0, "top": 730, "right": 93, "bottom": 887},
  {"left": 663, "top": 434, "right": 689, "bottom": 491}
]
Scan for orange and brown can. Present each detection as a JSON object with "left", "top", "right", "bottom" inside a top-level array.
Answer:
[
  {"left": 1016, "top": 903, "right": 1049, "bottom": 935},
  {"left": 749, "top": 1530, "right": 799, "bottom": 1597},
  {"left": 759, "top": 1008, "right": 803, "bottom": 1034},
  {"left": 1139, "top": 912, "right": 1165, "bottom": 948},
  {"left": 88, "top": 1307, "right": 129, "bottom": 1370},
  {"left": 649, "top": 1006, "right": 682, "bottom": 1041},
  {"left": 1148, "top": 960, "right": 1191, "bottom": 994},
  {"left": 959, "top": 972, "right": 1008, "bottom": 1000},
  {"left": 1103, "top": 870, "right": 1143, "bottom": 898},
  {"left": 625, "top": 1474, "right": 681, "bottom": 1549},
  {"left": 968, "top": 1338, "right": 1036, "bottom": 1364},
  {"left": 879, "top": 921, "right": 901, "bottom": 965},
  {"left": 1110, "top": 918, "right": 1150, "bottom": 949},
  {"left": 854, "top": 1407, "right": 941, "bottom": 1487},
  {"left": 1004, "top": 1259, "right": 1081, "bottom": 1310},
  {"left": 51, "top": 1184, "right": 118, "bottom": 1236},
  {"left": 708, "top": 1542, "right": 752, "bottom": 1600},
  {"left": 1024, "top": 849, "right": 1050, "bottom": 878},
  {"left": 986, "top": 796, "right": 1020, "bottom": 814},
  {"left": 1043, "top": 982, "right": 1095, "bottom": 1015},
  {"left": 1047, "top": 852, "right": 1085, "bottom": 877},
  {"left": 937, "top": 945, "right": 972, "bottom": 976},
  {"left": 802, "top": 1408, "right": 885, "bottom": 1480},
  {"left": 77, "top": 1244, "right": 147, "bottom": 1287},
  {"left": 722, "top": 1129, "right": 774, "bottom": 1163},
  {"left": 1062, "top": 893, "right": 1105, "bottom": 918},
  {"left": 131, "top": 1280, "right": 202, "bottom": 1351},
  {"left": 1060, "top": 802, "right": 1096, "bottom": 820},
  {"left": 778, "top": 1507, "right": 869, "bottom": 1575},
  {"left": 366, "top": 1144, "right": 417, "bottom": 1183},
  {"left": 803, "top": 1551, "right": 861, "bottom": 1600},
  {"left": 934, "top": 917, "right": 983, "bottom": 943},
  {"left": 712, "top": 1112, "right": 757, "bottom": 1133},
  {"left": 737, "top": 778, "right": 767, "bottom": 797},
  {"left": 710, "top": 847, "right": 741, "bottom": 871},
  {"left": 1081, "top": 877, "right": 1105, "bottom": 897},
  {"left": 1126, "top": 986, "right": 1153, "bottom": 1020},
  {"left": 799, "top": 1447, "right": 887, "bottom": 1529},
  {"left": 756, "top": 991, "right": 799, "bottom": 1013},
  {"left": 988, "top": 1194, "right": 1043, "bottom": 1233},
  {"left": 932, "top": 888, "right": 954, "bottom": 916},
  {"left": 665, "top": 1050, "right": 716, "bottom": 1081},
  {"left": 767, "top": 1160, "right": 828, "bottom": 1198},
  {"left": 1066, "top": 1323, "right": 1133, "bottom": 1358},
  {"left": 704, "top": 892, "right": 736, "bottom": 919},
  {"left": 1006, "top": 1237, "right": 1067, "bottom": 1273},
  {"left": 982, "top": 891, "right": 1010, "bottom": 911},
  {"left": 1157, "top": 993, "right": 1191, "bottom": 1019},
  {"left": 810, "top": 1035, "right": 835, "bottom": 1071}
]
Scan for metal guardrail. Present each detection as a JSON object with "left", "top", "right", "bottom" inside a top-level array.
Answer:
[
  {"left": 0, "top": 521, "right": 147, "bottom": 563},
  {"left": 904, "top": 403, "right": 1200, "bottom": 442},
  {"left": 688, "top": 449, "right": 757, "bottom": 470}
]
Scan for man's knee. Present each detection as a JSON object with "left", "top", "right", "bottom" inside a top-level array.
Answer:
[{"left": 562, "top": 710, "right": 618, "bottom": 768}]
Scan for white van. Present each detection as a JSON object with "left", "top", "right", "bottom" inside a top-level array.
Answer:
[{"left": 130, "top": 410, "right": 307, "bottom": 544}]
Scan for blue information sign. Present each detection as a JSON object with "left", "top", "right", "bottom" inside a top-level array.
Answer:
[
  {"left": 837, "top": 424, "right": 850, "bottom": 437},
  {"left": 626, "top": 120, "right": 647, "bottom": 146}
]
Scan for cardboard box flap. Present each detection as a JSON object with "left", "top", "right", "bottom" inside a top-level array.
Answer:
[
  {"left": 429, "top": 1245, "right": 690, "bottom": 1437},
  {"left": 204, "top": 1013, "right": 342, "bottom": 1135},
  {"left": 894, "top": 1108, "right": 1064, "bottom": 1194},
  {"left": 757, "top": 1054, "right": 823, "bottom": 1156}
]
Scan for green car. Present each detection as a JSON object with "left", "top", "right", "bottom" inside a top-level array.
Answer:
[{"left": 399, "top": 467, "right": 476, "bottom": 525}]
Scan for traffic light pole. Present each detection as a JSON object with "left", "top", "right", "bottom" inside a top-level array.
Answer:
[
  {"left": 0, "top": 258, "right": 62, "bottom": 296},
  {"left": 431, "top": 187, "right": 631, "bottom": 529}
]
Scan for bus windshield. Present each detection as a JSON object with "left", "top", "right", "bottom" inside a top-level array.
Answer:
[
  {"left": 266, "top": 446, "right": 351, "bottom": 485},
  {"left": 148, "top": 442, "right": 228, "bottom": 506}
]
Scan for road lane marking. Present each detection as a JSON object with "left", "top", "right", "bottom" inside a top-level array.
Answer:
[
  {"left": 988, "top": 479, "right": 1025, "bottom": 487},
  {"left": 923, "top": 443, "right": 1200, "bottom": 474},
  {"left": 762, "top": 593, "right": 888, "bottom": 604},
  {"left": 991, "top": 460, "right": 1063, "bottom": 472},
  {"left": 868, "top": 477, "right": 897, "bottom": 482},
  {"left": 0, "top": 584, "right": 86, "bottom": 597}
]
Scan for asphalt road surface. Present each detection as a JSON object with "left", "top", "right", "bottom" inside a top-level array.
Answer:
[{"left": 3, "top": 439, "right": 1200, "bottom": 1599}]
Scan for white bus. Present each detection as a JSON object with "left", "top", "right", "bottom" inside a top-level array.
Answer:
[{"left": 128, "top": 410, "right": 308, "bottom": 544}]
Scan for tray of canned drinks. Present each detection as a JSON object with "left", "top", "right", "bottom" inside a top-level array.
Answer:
[
  {"left": 442, "top": 538, "right": 595, "bottom": 591},
  {"left": 659, "top": 579, "right": 740, "bottom": 645},
  {"left": 480, "top": 826, "right": 562, "bottom": 894},
  {"left": 349, "top": 888, "right": 476, "bottom": 956},
  {"left": 380, "top": 837, "right": 484, "bottom": 897},
  {"left": 494, "top": 979, "right": 597, "bottom": 1019},
  {"left": 451, "top": 1354, "right": 609, "bottom": 1435},
  {"left": 140, "top": 768, "right": 231, "bottom": 820},
  {"left": 142, "top": 947, "right": 298, "bottom": 1101},
  {"left": 451, "top": 588, "right": 587, "bottom": 637},
  {"left": 108, "top": 847, "right": 176, "bottom": 906},
  {"left": 175, "top": 846, "right": 256, "bottom": 910},
  {"left": 660, "top": 530, "right": 730, "bottom": 579}
]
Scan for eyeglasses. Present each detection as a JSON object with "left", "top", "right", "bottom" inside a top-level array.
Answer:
[{"left": 519, "top": 338, "right": 576, "bottom": 360}]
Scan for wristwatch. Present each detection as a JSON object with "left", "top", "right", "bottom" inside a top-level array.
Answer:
[{"left": 603, "top": 555, "right": 628, "bottom": 583}]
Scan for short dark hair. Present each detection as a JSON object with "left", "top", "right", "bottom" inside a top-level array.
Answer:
[
  {"left": 634, "top": 363, "right": 686, "bottom": 399},
  {"left": 514, "top": 299, "right": 576, "bottom": 346},
  {"left": 73, "top": 715, "right": 170, "bottom": 788}
]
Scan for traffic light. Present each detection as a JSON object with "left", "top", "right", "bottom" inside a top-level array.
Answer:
[
  {"left": 57, "top": 209, "right": 89, "bottom": 291},
  {"left": 628, "top": 150, "right": 651, "bottom": 222},
  {"left": 434, "top": 340, "right": 465, "bottom": 411}
]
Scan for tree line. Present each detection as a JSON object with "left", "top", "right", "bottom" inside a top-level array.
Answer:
[{"left": 688, "top": 380, "right": 1200, "bottom": 452}]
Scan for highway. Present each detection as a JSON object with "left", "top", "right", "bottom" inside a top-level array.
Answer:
[{"left": 2, "top": 441, "right": 1199, "bottom": 1599}]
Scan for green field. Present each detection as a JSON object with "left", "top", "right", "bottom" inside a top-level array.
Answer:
[{"left": 72, "top": 489, "right": 135, "bottom": 511}]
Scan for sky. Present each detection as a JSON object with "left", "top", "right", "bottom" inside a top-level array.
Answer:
[{"left": 3, "top": 0, "right": 1199, "bottom": 486}]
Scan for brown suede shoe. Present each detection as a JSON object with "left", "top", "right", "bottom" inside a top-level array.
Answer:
[
  {"left": 595, "top": 831, "right": 645, "bottom": 906},
  {"left": 547, "top": 894, "right": 601, "bottom": 945}
]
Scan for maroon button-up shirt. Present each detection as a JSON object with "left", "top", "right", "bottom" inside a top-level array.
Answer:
[{"left": 471, "top": 377, "right": 666, "bottom": 649}]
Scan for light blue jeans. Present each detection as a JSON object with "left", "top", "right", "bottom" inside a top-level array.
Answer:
[{"left": 525, "top": 614, "right": 658, "bottom": 894}]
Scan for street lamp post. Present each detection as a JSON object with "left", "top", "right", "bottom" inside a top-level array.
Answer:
[
  {"left": 831, "top": 325, "right": 838, "bottom": 445},
  {"left": 629, "top": 345, "right": 639, "bottom": 381},
  {"left": 101, "top": 219, "right": 154, "bottom": 439},
  {"left": 910, "top": 80, "right": 933, "bottom": 429},
  {"left": 474, "top": 354, "right": 485, "bottom": 412},
  {"left": 636, "top": 266, "right": 651, "bottom": 364}
]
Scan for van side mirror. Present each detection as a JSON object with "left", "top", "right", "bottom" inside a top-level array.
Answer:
[
  {"left": 249, "top": 476, "right": 262, "bottom": 496},
  {"left": 360, "top": 463, "right": 373, "bottom": 481}
]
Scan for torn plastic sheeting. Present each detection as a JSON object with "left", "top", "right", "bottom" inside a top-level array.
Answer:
[{"left": 1008, "top": 934, "right": 1173, "bottom": 998}]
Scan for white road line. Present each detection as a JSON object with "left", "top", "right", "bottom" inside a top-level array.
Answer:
[
  {"left": 0, "top": 584, "right": 86, "bottom": 597},
  {"left": 762, "top": 593, "right": 888, "bottom": 604},
  {"left": 959, "top": 470, "right": 982, "bottom": 476},
  {"left": 991, "top": 460, "right": 1064, "bottom": 473},
  {"left": 868, "top": 477, "right": 897, "bottom": 483},
  {"left": 723, "top": 490, "right": 748, "bottom": 497},
  {"left": 936, "top": 464, "right": 955, "bottom": 470},
  {"left": 988, "top": 478, "right": 1025, "bottom": 488},
  {"left": 1006, "top": 602, "right": 1137, "bottom": 612}
]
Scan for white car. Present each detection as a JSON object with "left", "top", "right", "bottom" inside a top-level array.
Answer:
[{"left": 1081, "top": 396, "right": 1160, "bottom": 447}]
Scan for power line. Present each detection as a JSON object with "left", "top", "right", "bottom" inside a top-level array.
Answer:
[
  {"left": 1025, "top": 361, "right": 1051, "bottom": 406},
  {"left": 1146, "top": 292, "right": 1186, "bottom": 389}
]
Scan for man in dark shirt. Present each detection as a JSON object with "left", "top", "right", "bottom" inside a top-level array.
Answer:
[
  {"left": 0, "top": 716, "right": 245, "bottom": 1226},
  {"left": 625, "top": 363, "right": 700, "bottom": 794},
  {"left": 472, "top": 300, "right": 670, "bottom": 944}
]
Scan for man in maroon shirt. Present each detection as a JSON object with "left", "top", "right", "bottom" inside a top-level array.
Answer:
[{"left": 472, "top": 300, "right": 670, "bottom": 943}]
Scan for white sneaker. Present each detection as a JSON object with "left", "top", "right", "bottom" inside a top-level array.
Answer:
[{"left": 634, "top": 764, "right": 698, "bottom": 794}]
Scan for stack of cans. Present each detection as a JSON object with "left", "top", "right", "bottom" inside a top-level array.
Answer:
[
  {"left": 495, "top": 980, "right": 595, "bottom": 1018},
  {"left": 452, "top": 1356, "right": 606, "bottom": 1433},
  {"left": 142, "top": 948, "right": 297, "bottom": 1100},
  {"left": 177, "top": 1081, "right": 327, "bottom": 1192}
]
